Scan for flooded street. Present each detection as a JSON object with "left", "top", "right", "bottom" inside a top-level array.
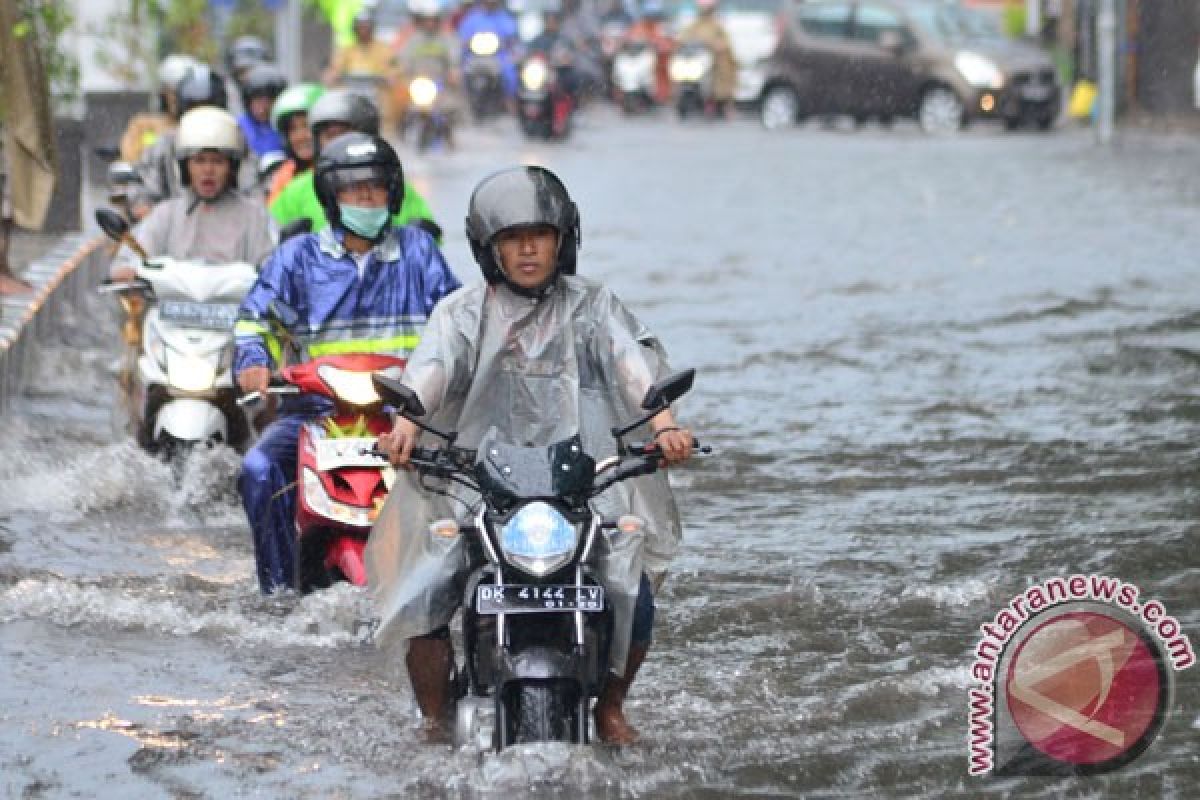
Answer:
[{"left": 2, "top": 112, "right": 1199, "bottom": 798}]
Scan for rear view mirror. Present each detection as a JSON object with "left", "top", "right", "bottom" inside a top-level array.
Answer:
[
  {"left": 267, "top": 300, "right": 300, "bottom": 329},
  {"left": 372, "top": 374, "right": 427, "bottom": 417},
  {"left": 95, "top": 208, "right": 130, "bottom": 242},
  {"left": 640, "top": 368, "right": 695, "bottom": 410}
]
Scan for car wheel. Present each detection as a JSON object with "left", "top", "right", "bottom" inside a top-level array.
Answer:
[
  {"left": 1036, "top": 115, "right": 1056, "bottom": 132},
  {"left": 918, "top": 86, "right": 965, "bottom": 135},
  {"left": 1004, "top": 116, "right": 1022, "bottom": 131},
  {"left": 760, "top": 85, "right": 799, "bottom": 131}
]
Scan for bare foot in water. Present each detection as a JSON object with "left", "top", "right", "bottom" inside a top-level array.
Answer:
[
  {"left": 594, "top": 703, "right": 639, "bottom": 746},
  {"left": 0, "top": 271, "right": 32, "bottom": 295}
]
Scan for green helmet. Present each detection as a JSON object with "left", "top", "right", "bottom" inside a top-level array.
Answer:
[{"left": 270, "top": 82, "right": 325, "bottom": 135}]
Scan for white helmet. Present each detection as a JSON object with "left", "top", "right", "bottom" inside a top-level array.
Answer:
[
  {"left": 408, "top": 0, "right": 441, "bottom": 15},
  {"left": 176, "top": 107, "right": 245, "bottom": 187},
  {"left": 158, "top": 54, "right": 201, "bottom": 91}
]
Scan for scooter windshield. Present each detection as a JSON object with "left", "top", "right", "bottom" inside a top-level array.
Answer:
[{"left": 474, "top": 428, "right": 595, "bottom": 502}]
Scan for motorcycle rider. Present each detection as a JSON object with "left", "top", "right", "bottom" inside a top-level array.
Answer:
[
  {"left": 324, "top": 8, "right": 402, "bottom": 130},
  {"left": 118, "top": 54, "right": 200, "bottom": 164},
  {"left": 236, "top": 62, "right": 288, "bottom": 159},
  {"left": 625, "top": 0, "right": 673, "bottom": 104},
  {"left": 132, "top": 65, "right": 236, "bottom": 217},
  {"left": 679, "top": 0, "right": 737, "bottom": 117},
  {"left": 110, "top": 106, "right": 276, "bottom": 283},
  {"left": 400, "top": 0, "right": 463, "bottom": 89},
  {"left": 227, "top": 35, "right": 271, "bottom": 88},
  {"left": 235, "top": 133, "right": 461, "bottom": 594},
  {"left": 399, "top": 0, "right": 464, "bottom": 143},
  {"left": 457, "top": 0, "right": 520, "bottom": 102},
  {"left": 527, "top": 4, "right": 580, "bottom": 98},
  {"left": 269, "top": 90, "right": 440, "bottom": 238},
  {"left": 265, "top": 83, "right": 325, "bottom": 205},
  {"left": 372, "top": 166, "right": 696, "bottom": 745}
]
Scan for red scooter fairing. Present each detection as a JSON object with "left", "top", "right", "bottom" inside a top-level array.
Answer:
[{"left": 290, "top": 353, "right": 406, "bottom": 593}]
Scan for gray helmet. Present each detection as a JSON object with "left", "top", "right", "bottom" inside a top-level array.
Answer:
[
  {"left": 465, "top": 166, "right": 580, "bottom": 292},
  {"left": 308, "top": 90, "right": 381, "bottom": 150}
]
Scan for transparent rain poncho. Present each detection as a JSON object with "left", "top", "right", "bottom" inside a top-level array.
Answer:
[{"left": 365, "top": 276, "right": 682, "bottom": 673}]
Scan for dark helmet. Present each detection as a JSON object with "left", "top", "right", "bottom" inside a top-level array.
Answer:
[
  {"left": 314, "top": 132, "right": 405, "bottom": 233},
  {"left": 308, "top": 90, "right": 381, "bottom": 149},
  {"left": 177, "top": 65, "right": 229, "bottom": 113},
  {"left": 240, "top": 62, "right": 288, "bottom": 104},
  {"left": 465, "top": 166, "right": 580, "bottom": 292},
  {"left": 227, "top": 35, "right": 271, "bottom": 75}
]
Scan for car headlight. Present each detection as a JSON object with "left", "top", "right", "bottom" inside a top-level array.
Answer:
[
  {"left": 302, "top": 467, "right": 376, "bottom": 527},
  {"left": 521, "top": 59, "right": 548, "bottom": 91},
  {"left": 470, "top": 32, "right": 500, "bottom": 57},
  {"left": 409, "top": 76, "right": 438, "bottom": 108},
  {"left": 955, "top": 51, "right": 1005, "bottom": 89},
  {"left": 500, "top": 501, "right": 578, "bottom": 577},
  {"left": 317, "top": 364, "right": 381, "bottom": 409},
  {"left": 166, "top": 351, "right": 219, "bottom": 393}
]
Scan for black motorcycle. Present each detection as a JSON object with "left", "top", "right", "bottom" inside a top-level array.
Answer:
[{"left": 372, "top": 369, "right": 705, "bottom": 748}]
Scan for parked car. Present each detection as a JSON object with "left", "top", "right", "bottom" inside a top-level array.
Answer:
[{"left": 756, "top": 0, "right": 1062, "bottom": 133}]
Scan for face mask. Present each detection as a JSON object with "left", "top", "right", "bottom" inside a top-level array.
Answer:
[{"left": 338, "top": 203, "right": 390, "bottom": 240}]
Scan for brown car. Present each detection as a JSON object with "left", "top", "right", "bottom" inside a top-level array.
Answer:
[{"left": 757, "top": 0, "right": 1062, "bottom": 133}]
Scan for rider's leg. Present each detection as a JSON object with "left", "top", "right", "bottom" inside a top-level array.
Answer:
[
  {"left": 594, "top": 572, "right": 654, "bottom": 745},
  {"left": 407, "top": 626, "right": 456, "bottom": 740},
  {"left": 238, "top": 415, "right": 305, "bottom": 593}
]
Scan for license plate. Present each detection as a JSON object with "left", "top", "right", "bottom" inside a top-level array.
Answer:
[
  {"left": 1021, "top": 85, "right": 1053, "bottom": 102},
  {"left": 314, "top": 437, "right": 389, "bottom": 471},
  {"left": 476, "top": 584, "right": 605, "bottom": 614},
  {"left": 159, "top": 301, "right": 240, "bottom": 331}
]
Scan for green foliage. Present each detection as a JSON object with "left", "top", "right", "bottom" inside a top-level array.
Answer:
[
  {"left": 226, "top": 0, "right": 276, "bottom": 45},
  {"left": 13, "top": 0, "right": 81, "bottom": 111},
  {"left": 162, "top": 0, "right": 218, "bottom": 64},
  {"left": 1001, "top": 5, "right": 1027, "bottom": 38}
]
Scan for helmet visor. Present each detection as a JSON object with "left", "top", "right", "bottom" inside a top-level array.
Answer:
[{"left": 325, "top": 164, "right": 391, "bottom": 191}]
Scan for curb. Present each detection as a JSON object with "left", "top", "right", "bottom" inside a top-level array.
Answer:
[{"left": 0, "top": 234, "right": 108, "bottom": 414}]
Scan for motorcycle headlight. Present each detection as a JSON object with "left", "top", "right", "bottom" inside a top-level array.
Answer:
[
  {"left": 955, "top": 51, "right": 1005, "bottom": 89},
  {"left": 409, "top": 76, "right": 439, "bottom": 108},
  {"left": 521, "top": 60, "right": 548, "bottom": 91},
  {"left": 166, "top": 351, "right": 219, "bottom": 393},
  {"left": 317, "top": 364, "right": 381, "bottom": 409},
  {"left": 470, "top": 32, "right": 500, "bottom": 57},
  {"left": 669, "top": 56, "right": 706, "bottom": 83},
  {"left": 302, "top": 467, "right": 376, "bottom": 527},
  {"left": 500, "top": 502, "right": 578, "bottom": 577}
]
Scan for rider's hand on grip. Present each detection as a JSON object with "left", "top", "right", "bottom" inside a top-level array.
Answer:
[
  {"left": 237, "top": 366, "right": 271, "bottom": 396},
  {"left": 652, "top": 425, "right": 695, "bottom": 466},
  {"left": 377, "top": 417, "right": 418, "bottom": 467}
]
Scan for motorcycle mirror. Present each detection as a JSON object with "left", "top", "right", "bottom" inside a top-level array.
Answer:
[
  {"left": 372, "top": 374, "right": 427, "bottom": 417},
  {"left": 267, "top": 299, "right": 301, "bottom": 329},
  {"left": 640, "top": 368, "right": 695, "bottom": 410},
  {"left": 278, "top": 218, "right": 312, "bottom": 243},
  {"left": 95, "top": 208, "right": 130, "bottom": 241}
]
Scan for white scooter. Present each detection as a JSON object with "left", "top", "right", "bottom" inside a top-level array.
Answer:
[
  {"left": 612, "top": 40, "right": 657, "bottom": 114},
  {"left": 96, "top": 209, "right": 257, "bottom": 456}
]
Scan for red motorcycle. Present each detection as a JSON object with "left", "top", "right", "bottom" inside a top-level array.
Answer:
[{"left": 278, "top": 353, "right": 405, "bottom": 592}]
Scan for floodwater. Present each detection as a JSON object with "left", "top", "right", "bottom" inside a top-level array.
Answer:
[{"left": 2, "top": 112, "right": 1198, "bottom": 798}]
